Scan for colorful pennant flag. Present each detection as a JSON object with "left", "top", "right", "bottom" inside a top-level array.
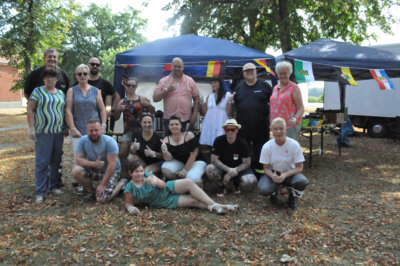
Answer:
[
  {"left": 162, "top": 63, "right": 171, "bottom": 72},
  {"left": 294, "top": 59, "right": 315, "bottom": 83},
  {"left": 254, "top": 59, "right": 275, "bottom": 76},
  {"left": 206, "top": 61, "right": 222, "bottom": 77},
  {"left": 340, "top": 67, "right": 358, "bottom": 86},
  {"left": 369, "top": 69, "right": 395, "bottom": 90},
  {"left": 121, "top": 64, "right": 134, "bottom": 68}
]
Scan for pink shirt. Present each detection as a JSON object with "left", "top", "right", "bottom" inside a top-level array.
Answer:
[
  {"left": 270, "top": 81, "right": 301, "bottom": 128},
  {"left": 155, "top": 74, "right": 199, "bottom": 121}
]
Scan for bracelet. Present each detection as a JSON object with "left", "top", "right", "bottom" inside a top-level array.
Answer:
[
  {"left": 70, "top": 127, "right": 76, "bottom": 131},
  {"left": 101, "top": 124, "right": 107, "bottom": 128}
]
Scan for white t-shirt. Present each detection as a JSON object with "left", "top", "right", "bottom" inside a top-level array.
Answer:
[{"left": 259, "top": 137, "right": 304, "bottom": 172}]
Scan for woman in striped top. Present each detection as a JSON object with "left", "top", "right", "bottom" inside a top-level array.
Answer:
[{"left": 27, "top": 68, "right": 66, "bottom": 203}]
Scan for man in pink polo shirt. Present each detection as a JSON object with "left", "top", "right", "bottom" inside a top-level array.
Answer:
[{"left": 153, "top": 57, "right": 200, "bottom": 135}]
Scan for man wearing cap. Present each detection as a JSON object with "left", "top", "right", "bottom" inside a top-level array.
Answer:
[
  {"left": 153, "top": 57, "right": 200, "bottom": 135},
  {"left": 227, "top": 63, "right": 272, "bottom": 173},
  {"left": 205, "top": 118, "right": 257, "bottom": 197}
]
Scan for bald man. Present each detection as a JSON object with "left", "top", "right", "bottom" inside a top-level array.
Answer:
[{"left": 153, "top": 57, "right": 200, "bottom": 134}]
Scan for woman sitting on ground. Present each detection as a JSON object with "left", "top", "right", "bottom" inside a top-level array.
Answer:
[
  {"left": 124, "top": 161, "right": 238, "bottom": 215},
  {"left": 128, "top": 113, "right": 163, "bottom": 175},
  {"left": 258, "top": 117, "right": 309, "bottom": 209},
  {"left": 161, "top": 115, "right": 206, "bottom": 186}
]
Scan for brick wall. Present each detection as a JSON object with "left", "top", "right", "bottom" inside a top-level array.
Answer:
[{"left": 0, "top": 64, "right": 22, "bottom": 102}]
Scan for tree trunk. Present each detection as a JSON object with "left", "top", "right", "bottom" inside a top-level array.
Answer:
[{"left": 278, "top": 0, "right": 292, "bottom": 52}]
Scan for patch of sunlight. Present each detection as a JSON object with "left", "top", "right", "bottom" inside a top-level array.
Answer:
[{"left": 382, "top": 191, "right": 400, "bottom": 199}]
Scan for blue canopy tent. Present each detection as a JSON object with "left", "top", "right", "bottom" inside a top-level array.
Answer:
[
  {"left": 113, "top": 34, "right": 275, "bottom": 96},
  {"left": 276, "top": 38, "right": 400, "bottom": 109}
]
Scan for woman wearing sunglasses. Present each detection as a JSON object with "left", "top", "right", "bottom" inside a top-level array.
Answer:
[
  {"left": 113, "top": 77, "right": 155, "bottom": 179},
  {"left": 66, "top": 64, "right": 107, "bottom": 163},
  {"left": 205, "top": 118, "right": 257, "bottom": 197}
]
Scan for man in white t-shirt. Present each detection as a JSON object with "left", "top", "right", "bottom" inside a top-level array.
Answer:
[{"left": 258, "top": 117, "right": 309, "bottom": 209}]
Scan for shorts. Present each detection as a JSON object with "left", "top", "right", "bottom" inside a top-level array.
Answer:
[
  {"left": 121, "top": 131, "right": 134, "bottom": 142},
  {"left": 82, "top": 167, "right": 121, "bottom": 199}
]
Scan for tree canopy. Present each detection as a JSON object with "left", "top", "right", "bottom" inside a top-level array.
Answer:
[
  {"left": 0, "top": 0, "right": 76, "bottom": 89},
  {"left": 59, "top": 4, "right": 147, "bottom": 81},
  {"left": 164, "top": 0, "right": 400, "bottom": 52}
]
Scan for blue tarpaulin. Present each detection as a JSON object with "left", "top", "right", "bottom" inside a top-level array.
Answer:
[
  {"left": 277, "top": 38, "right": 400, "bottom": 81},
  {"left": 113, "top": 34, "right": 275, "bottom": 95}
]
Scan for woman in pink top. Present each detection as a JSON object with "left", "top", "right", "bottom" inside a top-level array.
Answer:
[{"left": 270, "top": 61, "right": 304, "bottom": 140}]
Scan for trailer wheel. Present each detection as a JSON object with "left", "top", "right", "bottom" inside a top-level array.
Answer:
[{"left": 367, "top": 119, "right": 387, "bottom": 138}]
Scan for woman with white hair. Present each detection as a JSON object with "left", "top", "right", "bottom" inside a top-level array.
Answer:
[
  {"left": 66, "top": 64, "right": 107, "bottom": 163},
  {"left": 270, "top": 61, "right": 304, "bottom": 140},
  {"left": 258, "top": 117, "right": 309, "bottom": 209}
]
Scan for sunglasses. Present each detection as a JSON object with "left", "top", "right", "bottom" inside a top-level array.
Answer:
[
  {"left": 126, "top": 84, "right": 137, "bottom": 88},
  {"left": 77, "top": 72, "right": 88, "bottom": 76},
  {"left": 89, "top": 63, "right": 100, "bottom": 67},
  {"left": 224, "top": 127, "right": 238, "bottom": 133}
]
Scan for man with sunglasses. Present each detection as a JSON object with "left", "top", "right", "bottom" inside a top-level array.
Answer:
[
  {"left": 205, "top": 118, "right": 257, "bottom": 197},
  {"left": 24, "top": 48, "right": 70, "bottom": 190},
  {"left": 87, "top": 57, "right": 120, "bottom": 119}
]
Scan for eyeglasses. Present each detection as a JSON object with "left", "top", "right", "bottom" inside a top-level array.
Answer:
[
  {"left": 224, "top": 127, "right": 238, "bottom": 133},
  {"left": 89, "top": 63, "right": 101, "bottom": 67},
  {"left": 126, "top": 84, "right": 137, "bottom": 88},
  {"left": 77, "top": 72, "right": 88, "bottom": 76}
]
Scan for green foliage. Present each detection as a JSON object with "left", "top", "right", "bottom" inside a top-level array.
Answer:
[
  {"left": 163, "top": 0, "right": 399, "bottom": 52},
  {"left": 59, "top": 4, "right": 147, "bottom": 81},
  {"left": 99, "top": 46, "right": 131, "bottom": 84},
  {"left": 0, "top": 0, "right": 77, "bottom": 91}
]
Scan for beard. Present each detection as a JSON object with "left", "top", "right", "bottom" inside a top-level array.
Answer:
[
  {"left": 89, "top": 134, "right": 101, "bottom": 143},
  {"left": 90, "top": 68, "right": 99, "bottom": 75}
]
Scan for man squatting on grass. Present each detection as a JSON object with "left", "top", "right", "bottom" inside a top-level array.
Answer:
[{"left": 72, "top": 118, "right": 122, "bottom": 203}]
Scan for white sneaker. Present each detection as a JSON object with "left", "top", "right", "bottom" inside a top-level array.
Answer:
[
  {"left": 50, "top": 188, "right": 63, "bottom": 195},
  {"left": 35, "top": 195, "right": 44, "bottom": 203}
]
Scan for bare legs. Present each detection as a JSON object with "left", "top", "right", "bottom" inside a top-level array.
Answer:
[{"left": 119, "top": 141, "right": 131, "bottom": 178}]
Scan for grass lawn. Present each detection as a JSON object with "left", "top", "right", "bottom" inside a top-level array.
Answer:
[{"left": 0, "top": 115, "right": 399, "bottom": 264}]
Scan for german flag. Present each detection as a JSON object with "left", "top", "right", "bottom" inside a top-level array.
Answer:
[
  {"left": 206, "top": 61, "right": 222, "bottom": 77},
  {"left": 254, "top": 59, "right": 275, "bottom": 77}
]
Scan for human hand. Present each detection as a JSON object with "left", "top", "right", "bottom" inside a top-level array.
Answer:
[
  {"left": 177, "top": 169, "right": 187, "bottom": 178},
  {"left": 288, "top": 117, "right": 297, "bottom": 126},
  {"left": 94, "top": 156, "right": 105, "bottom": 169},
  {"left": 70, "top": 128, "right": 82, "bottom": 138},
  {"left": 131, "top": 138, "right": 140, "bottom": 153},
  {"left": 127, "top": 205, "right": 140, "bottom": 215},
  {"left": 160, "top": 139, "right": 168, "bottom": 153},
  {"left": 96, "top": 183, "right": 106, "bottom": 198},
  {"left": 167, "top": 83, "right": 176, "bottom": 93},
  {"left": 228, "top": 92, "right": 236, "bottom": 104},
  {"left": 227, "top": 167, "right": 238, "bottom": 177},
  {"left": 28, "top": 127, "right": 36, "bottom": 141},
  {"left": 223, "top": 172, "right": 232, "bottom": 185},
  {"left": 144, "top": 145, "right": 155, "bottom": 157}
]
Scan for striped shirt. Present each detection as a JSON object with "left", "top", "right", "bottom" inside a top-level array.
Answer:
[{"left": 30, "top": 86, "right": 65, "bottom": 134}]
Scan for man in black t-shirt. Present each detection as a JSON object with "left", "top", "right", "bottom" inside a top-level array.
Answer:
[
  {"left": 227, "top": 63, "right": 272, "bottom": 174},
  {"left": 24, "top": 48, "right": 70, "bottom": 190},
  {"left": 87, "top": 57, "right": 121, "bottom": 132},
  {"left": 205, "top": 118, "right": 257, "bottom": 197},
  {"left": 24, "top": 48, "right": 70, "bottom": 99}
]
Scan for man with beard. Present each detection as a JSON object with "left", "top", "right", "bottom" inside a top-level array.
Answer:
[
  {"left": 87, "top": 57, "right": 120, "bottom": 119},
  {"left": 72, "top": 118, "right": 122, "bottom": 203}
]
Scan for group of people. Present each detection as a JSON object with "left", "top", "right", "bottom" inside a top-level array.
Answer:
[{"left": 25, "top": 48, "right": 309, "bottom": 214}]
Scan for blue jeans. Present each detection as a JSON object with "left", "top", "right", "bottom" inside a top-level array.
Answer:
[{"left": 35, "top": 133, "right": 64, "bottom": 196}]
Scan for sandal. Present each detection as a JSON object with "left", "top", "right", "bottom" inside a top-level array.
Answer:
[
  {"left": 208, "top": 203, "right": 227, "bottom": 215},
  {"left": 223, "top": 204, "right": 239, "bottom": 212}
]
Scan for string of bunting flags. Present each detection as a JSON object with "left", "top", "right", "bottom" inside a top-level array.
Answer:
[{"left": 293, "top": 59, "right": 395, "bottom": 90}]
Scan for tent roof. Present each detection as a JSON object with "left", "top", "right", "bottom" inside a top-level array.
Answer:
[
  {"left": 278, "top": 38, "right": 400, "bottom": 70},
  {"left": 116, "top": 34, "right": 274, "bottom": 66}
]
